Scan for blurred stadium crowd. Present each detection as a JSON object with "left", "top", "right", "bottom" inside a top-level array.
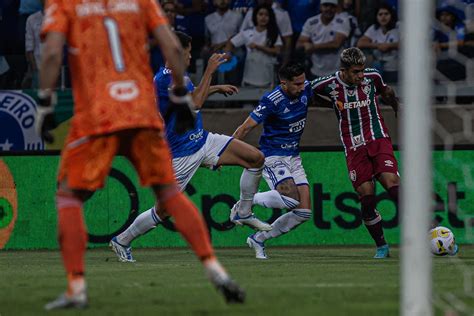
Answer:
[{"left": 0, "top": 0, "right": 472, "bottom": 91}]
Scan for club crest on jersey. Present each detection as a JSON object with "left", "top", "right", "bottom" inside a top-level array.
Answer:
[
  {"left": 0, "top": 91, "right": 44, "bottom": 151},
  {"left": 350, "top": 170, "right": 357, "bottom": 182},
  {"left": 363, "top": 85, "right": 371, "bottom": 96},
  {"left": 301, "top": 96, "right": 308, "bottom": 105}
]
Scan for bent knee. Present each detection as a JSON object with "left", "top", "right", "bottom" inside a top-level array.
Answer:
[
  {"left": 277, "top": 188, "right": 300, "bottom": 203},
  {"left": 154, "top": 204, "right": 170, "bottom": 220},
  {"left": 57, "top": 180, "right": 93, "bottom": 202},
  {"left": 247, "top": 149, "right": 265, "bottom": 168}
]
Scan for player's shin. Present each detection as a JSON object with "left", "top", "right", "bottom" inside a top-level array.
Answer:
[
  {"left": 160, "top": 190, "right": 214, "bottom": 260},
  {"left": 361, "top": 195, "right": 386, "bottom": 247},
  {"left": 116, "top": 206, "right": 163, "bottom": 246},
  {"left": 56, "top": 192, "right": 88, "bottom": 294},
  {"left": 254, "top": 209, "right": 311, "bottom": 242},
  {"left": 237, "top": 167, "right": 263, "bottom": 215}
]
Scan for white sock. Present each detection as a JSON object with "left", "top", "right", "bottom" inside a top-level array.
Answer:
[
  {"left": 116, "top": 206, "right": 162, "bottom": 246},
  {"left": 68, "top": 278, "right": 86, "bottom": 296},
  {"left": 254, "top": 209, "right": 311, "bottom": 242},
  {"left": 237, "top": 167, "right": 262, "bottom": 216},
  {"left": 253, "top": 190, "right": 300, "bottom": 209},
  {"left": 204, "top": 258, "right": 230, "bottom": 285}
]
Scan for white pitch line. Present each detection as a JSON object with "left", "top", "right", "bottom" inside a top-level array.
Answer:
[{"left": 153, "top": 283, "right": 399, "bottom": 288}]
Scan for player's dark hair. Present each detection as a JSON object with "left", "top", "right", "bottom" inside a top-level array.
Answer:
[
  {"left": 340, "top": 47, "right": 366, "bottom": 69},
  {"left": 252, "top": 4, "right": 279, "bottom": 47},
  {"left": 161, "top": 0, "right": 176, "bottom": 6},
  {"left": 278, "top": 62, "right": 305, "bottom": 81},
  {"left": 374, "top": 2, "right": 398, "bottom": 31},
  {"left": 175, "top": 31, "right": 192, "bottom": 49}
]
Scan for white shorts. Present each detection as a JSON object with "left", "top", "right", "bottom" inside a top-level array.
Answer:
[
  {"left": 262, "top": 155, "right": 309, "bottom": 190},
  {"left": 172, "top": 133, "right": 233, "bottom": 190}
]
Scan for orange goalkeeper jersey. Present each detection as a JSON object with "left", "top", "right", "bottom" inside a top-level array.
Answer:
[{"left": 41, "top": 0, "right": 169, "bottom": 138}]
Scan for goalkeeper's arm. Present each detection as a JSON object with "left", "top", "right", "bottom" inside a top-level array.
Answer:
[{"left": 35, "top": 32, "right": 65, "bottom": 143}]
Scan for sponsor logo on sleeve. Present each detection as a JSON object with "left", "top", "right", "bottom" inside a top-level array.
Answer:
[{"left": 253, "top": 104, "right": 266, "bottom": 117}]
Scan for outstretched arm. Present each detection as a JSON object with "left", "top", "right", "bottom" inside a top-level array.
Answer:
[
  {"left": 233, "top": 116, "right": 259, "bottom": 140},
  {"left": 192, "top": 53, "right": 227, "bottom": 109},
  {"left": 208, "top": 85, "right": 239, "bottom": 96},
  {"left": 39, "top": 32, "right": 65, "bottom": 91}
]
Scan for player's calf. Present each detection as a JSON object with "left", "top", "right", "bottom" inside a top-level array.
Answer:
[{"left": 361, "top": 194, "right": 390, "bottom": 258}]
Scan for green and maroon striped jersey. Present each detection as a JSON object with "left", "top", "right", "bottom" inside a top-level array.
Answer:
[{"left": 311, "top": 68, "right": 390, "bottom": 155}]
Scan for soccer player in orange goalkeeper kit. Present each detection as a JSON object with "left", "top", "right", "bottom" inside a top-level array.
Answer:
[{"left": 37, "top": 0, "right": 244, "bottom": 310}]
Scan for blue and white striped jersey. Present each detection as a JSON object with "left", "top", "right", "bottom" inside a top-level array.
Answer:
[
  {"left": 250, "top": 82, "right": 312, "bottom": 157},
  {"left": 154, "top": 67, "right": 208, "bottom": 158}
]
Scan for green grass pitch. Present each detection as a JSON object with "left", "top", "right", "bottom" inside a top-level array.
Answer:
[{"left": 1, "top": 246, "right": 473, "bottom": 315}]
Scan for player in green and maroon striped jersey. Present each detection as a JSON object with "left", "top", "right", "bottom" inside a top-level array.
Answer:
[{"left": 311, "top": 47, "right": 400, "bottom": 259}]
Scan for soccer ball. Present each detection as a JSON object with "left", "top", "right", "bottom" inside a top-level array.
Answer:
[{"left": 429, "top": 226, "right": 458, "bottom": 256}]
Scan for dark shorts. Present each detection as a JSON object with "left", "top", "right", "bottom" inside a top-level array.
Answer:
[{"left": 345, "top": 138, "right": 399, "bottom": 190}]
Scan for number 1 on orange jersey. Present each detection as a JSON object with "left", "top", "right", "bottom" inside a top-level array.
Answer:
[{"left": 104, "top": 17, "right": 125, "bottom": 73}]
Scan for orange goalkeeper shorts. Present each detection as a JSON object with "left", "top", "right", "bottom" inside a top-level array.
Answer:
[{"left": 58, "top": 128, "right": 176, "bottom": 191}]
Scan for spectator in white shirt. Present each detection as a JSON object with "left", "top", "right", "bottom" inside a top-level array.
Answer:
[
  {"left": 205, "top": 0, "right": 243, "bottom": 53},
  {"left": 338, "top": 0, "right": 361, "bottom": 48},
  {"left": 225, "top": 4, "right": 282, "bottom": 87},
  {"left": 296, "top": 0, "right": 350, "bottom": 78},
  {"left": 240, "top": 0, "right": 293, "bottom": 64},
  {"left": 357, "top": 3, "right": 399, "bottom": 83},
  {"left": 24, "top": 0, "right": 43, "bottom": 88}
]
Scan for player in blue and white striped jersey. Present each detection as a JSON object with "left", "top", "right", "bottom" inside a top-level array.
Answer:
[
  {"left": 233, "top": 62, "right": 313, "bottom": 259},
  {"left": 110, "top": 32, "right": 271, "bottom": 263}
]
